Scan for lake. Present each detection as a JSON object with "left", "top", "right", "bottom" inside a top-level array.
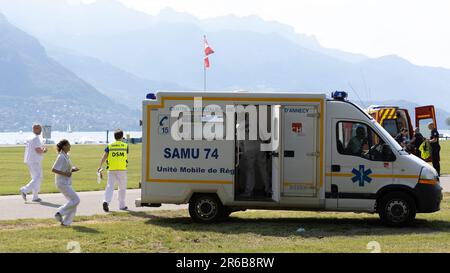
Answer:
[{"left": 0, "top": 131, "right": 142, "bottom": 145}]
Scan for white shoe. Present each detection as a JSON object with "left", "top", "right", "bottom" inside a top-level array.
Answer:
[{"left": 54, "top": 212, "right": 63, "bottom": 224}]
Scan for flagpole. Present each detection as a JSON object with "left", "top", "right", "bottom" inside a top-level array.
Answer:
[
  {"left": 203, "top": 35, "right": 214, "bottom": 91},
  {"left": 204, "top": 61, "right": 206, "bottom": 91},
  {"left": 203, "top": 35, "right": 206, "bottom": 91}
]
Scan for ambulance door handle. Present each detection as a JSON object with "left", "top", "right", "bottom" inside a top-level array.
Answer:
[
  {"left": 284, "top": 150, "right": 295, "bottom": 157},
  {"left": 331, "top": 165, "right": 341, "bottom": 172}
]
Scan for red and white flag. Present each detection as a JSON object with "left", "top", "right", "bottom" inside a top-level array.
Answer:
[{"left": 204, "top": 35, "right": 215, "bottom": 69}]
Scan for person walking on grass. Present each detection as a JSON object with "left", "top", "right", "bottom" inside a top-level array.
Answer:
[
  {"left": 52, "top": 139, "right": 80, "bottom": 226},
  {"left": 97, "top": 129, "right": 129, "bottom": 212},
  {"left": 20, "top": 123, "right": 47, "bottom": 202}
]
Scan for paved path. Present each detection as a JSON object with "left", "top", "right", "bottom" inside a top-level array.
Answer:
[
  {"left": 0, "top": 189, "right": 187, "bottom": 221},
  {"left": 440, "top": 175, "right": 450, "bottom": 192},
  {"left": 0, "top": 178, "right": 448, "bottom": 221}
]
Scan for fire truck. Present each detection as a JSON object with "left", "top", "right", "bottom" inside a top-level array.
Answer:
[{"left": 367, "top": 105, "right": 437, "bottom": 140}]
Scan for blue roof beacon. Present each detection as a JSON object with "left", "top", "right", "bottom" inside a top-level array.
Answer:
[
  {"left": 331, "top": 91, "right": 348, "bottom": 101},
  {"left": 146, "top": 93, "right": 157, "bottom": 100}
]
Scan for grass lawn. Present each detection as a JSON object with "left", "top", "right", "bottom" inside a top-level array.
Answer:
[
  {"left": 0, "top": 144, "right": 142, "bottom": 195},
  {"left": 0, "top": 141, "right": 450, "bottom": 195},
  {"left": 0, "top": 141, "right": 448, "bottom": 196},
  {"left": 0, "top": 194, "right": 449, "bottom": 253},
  {"left": 440, "top": 140, "right": 450, "bottom": 175}
]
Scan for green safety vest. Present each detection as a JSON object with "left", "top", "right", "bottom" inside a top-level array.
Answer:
[{"left": 107, "top": 141, "right": 128, "bottom": 171}]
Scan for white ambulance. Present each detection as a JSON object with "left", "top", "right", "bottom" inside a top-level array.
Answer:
[{"left": 136, "top": 91, "right": 442, "bottom": 226}]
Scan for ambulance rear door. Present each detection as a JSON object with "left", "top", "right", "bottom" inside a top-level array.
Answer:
[{"left": 415, "top": 105, "right": 437, "bottom": 137}]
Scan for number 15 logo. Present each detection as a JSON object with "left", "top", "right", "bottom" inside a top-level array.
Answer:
[{"left": 158, "top": 115, "right": 169, "bottom": 135}]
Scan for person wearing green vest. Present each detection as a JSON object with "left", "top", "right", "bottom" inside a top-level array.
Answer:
[{"left": 97, "top": 129, "right": 129, "bottom": 212}]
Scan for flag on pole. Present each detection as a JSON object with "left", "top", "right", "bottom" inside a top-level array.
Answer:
[{"left": 204, "top": 35, "right": 214, "bottom": 69}]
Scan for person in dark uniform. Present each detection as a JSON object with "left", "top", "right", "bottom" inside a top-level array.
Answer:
[
  {"left": 410, "top": 127, "right": 424, "bottom": 158},
  {"left": 394, "top": 128, "right": 408, "bottom": 147},
  {"left": 428, "top": 122, "right": 440, "bottom": 176}
]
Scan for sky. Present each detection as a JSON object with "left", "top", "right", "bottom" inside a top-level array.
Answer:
[{"left": 113, "top": 0, "right": 450, "bottom": 69}]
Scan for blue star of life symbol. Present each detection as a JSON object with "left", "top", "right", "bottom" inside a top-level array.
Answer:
[{"left": 351, "top": 165, "right": 373, "bottom": 187}]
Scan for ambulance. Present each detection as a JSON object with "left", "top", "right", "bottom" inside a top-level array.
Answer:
[{"left": 136, "top": 91, "right": 442, "bottom": 226}]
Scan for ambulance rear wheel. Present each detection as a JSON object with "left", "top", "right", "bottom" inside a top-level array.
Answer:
[
  {"left": 189, "top": 194, "right": 224, "bottom": 223},
  {"left": 378, "top": 192, "right": 416, "bottom": 227}
]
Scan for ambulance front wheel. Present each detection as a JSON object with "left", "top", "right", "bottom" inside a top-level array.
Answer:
[
  {"left": 378, "top": 192, "right": 416, "bottom": 227},
  {"left": 189, "top": 194, "right": 224, "bottom": 223}
]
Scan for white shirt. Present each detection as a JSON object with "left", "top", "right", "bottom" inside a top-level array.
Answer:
[
  {"left": 24, "top": 134, "right": 44, "bottom": 164},
  {"left": 52, "top": 152, "right": 73, "bottom": 184}
]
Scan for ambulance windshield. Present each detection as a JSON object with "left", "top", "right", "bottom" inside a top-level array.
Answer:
[{"left": 372, "top": 120, "right": 404, "bottom": 152}]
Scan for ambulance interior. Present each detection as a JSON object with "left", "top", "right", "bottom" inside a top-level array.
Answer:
[
  {"left": 337, "top": 122, "right": 394, "bottom": 161},
  {"left": 235, "top": 105, "right": 275, "bottom": 201}
]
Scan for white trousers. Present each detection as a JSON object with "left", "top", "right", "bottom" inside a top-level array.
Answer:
[
  {"left": 21, "top": 162, "right": 43, "bottom": 200},
  {"left": 56, "top": 182, "right": 80, "bottom": 226},
  {"left": 243, "top": 152, "right": 270, "bottom": 194},
  {"left": 104, "top": 171, "right": 127, "bottom": 209}
]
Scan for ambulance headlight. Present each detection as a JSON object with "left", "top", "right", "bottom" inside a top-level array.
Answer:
[
  {"left": 331, "top": 91, "right": 348, "bottom": 101},
  {"left": 419, "top": 167, "right": 439, "bottom": 185}
]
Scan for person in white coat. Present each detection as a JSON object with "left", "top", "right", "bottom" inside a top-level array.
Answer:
[
  {"left": 20, "top": 124, "right": 47, "bottom": 202},
  {"left": 52, "top": 139, "right": 80, "bottom": 226}
]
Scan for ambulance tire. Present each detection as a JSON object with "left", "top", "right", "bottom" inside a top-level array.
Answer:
[
  {"left": 378, "top": 192, "right": 416, "bottom": 227},
  {"left": 189, "top": 194, "right": 224, "bottom": 223}
]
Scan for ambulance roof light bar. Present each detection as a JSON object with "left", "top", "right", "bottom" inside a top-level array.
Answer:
[{"left": 331, "top": 91, "right": 348, "bottom": 101}]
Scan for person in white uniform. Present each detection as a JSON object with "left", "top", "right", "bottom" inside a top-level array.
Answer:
[
  {"left": 20, "top": 124, "right": 47, "bottom": 202},
  {"left": 52, "top": 139, "right": 80, "bottom": 226}
]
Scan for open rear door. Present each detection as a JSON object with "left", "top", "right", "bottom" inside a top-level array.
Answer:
[
  {"left": 271, "top": 105, "right": 281, "bottom": 202},
  {"left": 415, "top": 105, "right": 437, "bottom": 136}
]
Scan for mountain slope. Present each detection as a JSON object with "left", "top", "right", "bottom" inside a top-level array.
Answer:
[
  {"left": 355, "top": 55, "right": 450, "bottom": 107},
  {"left": 48, "top": 47, "right": 185, "bottom": 110},
  {"left": 1, "top": 1, "right": 449, "bottom": 128},
  {"left": 0, "top": 13, "right": 139, "bottom": 131},
  {"left": 0, "top": 0, "right": 367, "bottom": 64}
]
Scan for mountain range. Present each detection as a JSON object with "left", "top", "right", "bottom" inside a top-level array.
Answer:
[
  {"left": 0, "top": 0, "right": 449, "bottom": 130},
  {"left": 0, "top": 13, "right": 139, "bottom": 131},
  {"left": 48, "top": 47, "right": 185, "bottom": 110}
]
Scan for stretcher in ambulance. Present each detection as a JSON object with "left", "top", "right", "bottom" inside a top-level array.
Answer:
[{"left": 136, "top": 91, "right": 442, "bottom": 226}]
